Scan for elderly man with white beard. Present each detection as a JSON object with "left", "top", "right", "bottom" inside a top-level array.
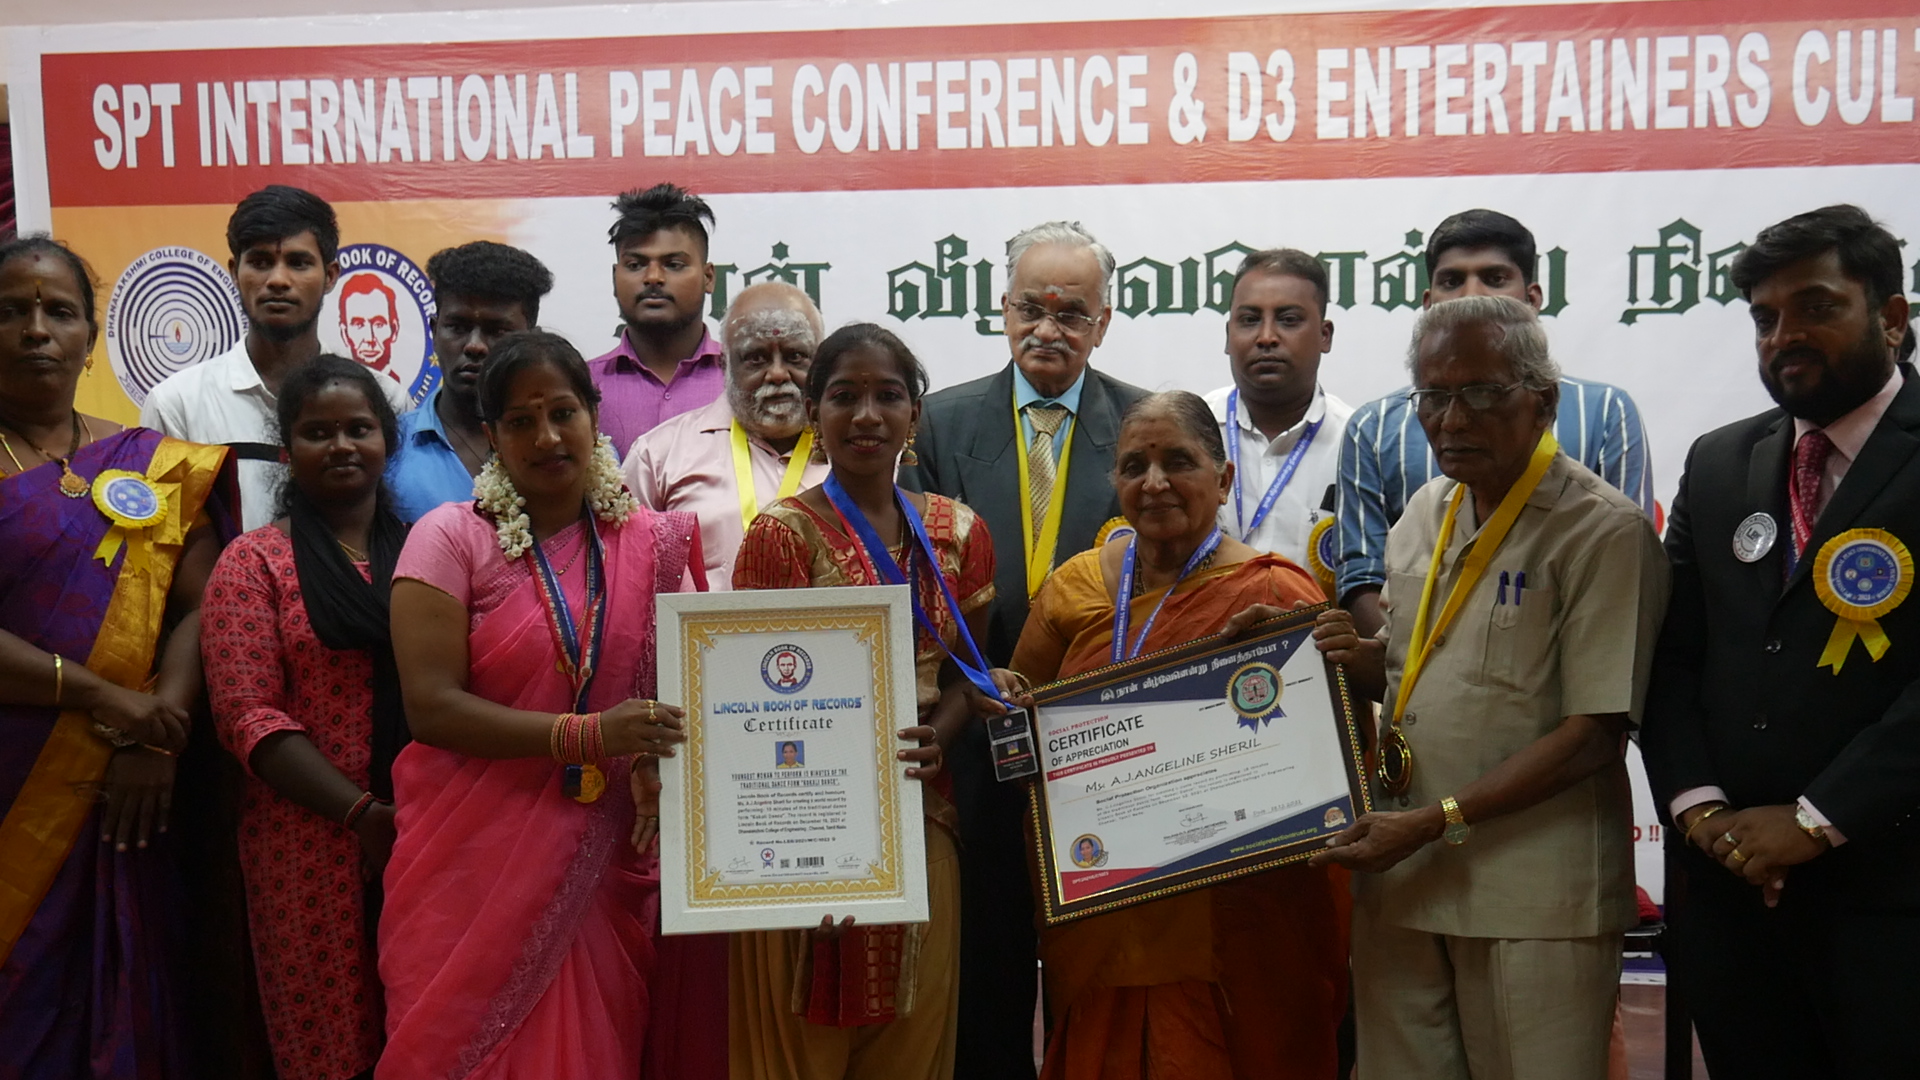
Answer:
[{"left": 623, "top": 280, "right": 829, "bottom": 588}]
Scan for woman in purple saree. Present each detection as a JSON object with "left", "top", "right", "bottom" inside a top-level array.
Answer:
[
  {"left": 384, "top": 331, "right": 698, "bottom": 1078},
  {"left": 0, "top": 236, "right": 232, "bottom": 1076}
]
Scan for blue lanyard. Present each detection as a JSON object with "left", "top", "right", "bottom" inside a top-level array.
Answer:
[
  {"left": 1112, "top": 527, "right": 1223, "bottom": 664},
  {"left": 822, "top": 474, "right": 1005, "bottom": 703},
  {"left": 527, "top": 517, "right": 608, "bottom": 713},
  {"left": 1226, "top": 388, "right": 1321, "bottom": 541}
]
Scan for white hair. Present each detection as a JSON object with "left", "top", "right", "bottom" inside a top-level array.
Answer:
[
  {"left": 1405, "top": 295, "right": 1560, "bottom": 390},
  {"left": 1005, "top": 220, "right": 1115, "bottom": 302}
]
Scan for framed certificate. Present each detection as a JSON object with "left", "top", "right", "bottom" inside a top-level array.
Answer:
[
  {"left": 1028, "top": 604, "right": 1370, "bottom": 924},
  {"left": 656, "top": 586, "right": 929, "bottom": 934}
]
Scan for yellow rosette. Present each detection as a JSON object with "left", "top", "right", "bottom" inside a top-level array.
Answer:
[
  {"left": 92, "top": 469, "right": 176, "bottom": 573},
  {"left": 1092, "top": 516, "right": 1136, "bottom": 548},
  {"left": 1812, "top": 528, "right": 1912, "bottom": 673},
  {"left": 1306, "top": 516, "right": 1339, "bottom": 598}
]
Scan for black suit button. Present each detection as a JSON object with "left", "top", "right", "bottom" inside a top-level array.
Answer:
[
  {"left": 1764, "top": 640, "right": 1782, "bottom": 654},
  {"left": 1753, "top": 713, "right": 1769, "bottom": 730}
]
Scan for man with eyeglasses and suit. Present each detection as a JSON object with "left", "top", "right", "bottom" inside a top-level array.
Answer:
[{"left": 903, "top": 219, "right": 1148, "bottom": 1080}]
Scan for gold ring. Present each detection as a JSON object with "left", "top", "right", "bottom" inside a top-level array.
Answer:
[
  {"left": 647, "top": 701, "right": 657, "bottom": 722},
  {"left": 1729, "top": 848, "right": 1749, "bottom": 863}
]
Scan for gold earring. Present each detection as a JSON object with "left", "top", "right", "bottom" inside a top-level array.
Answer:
[
  {"left": 809, "top": 427, "right": 828, "bottom": 465},
  {"left": 900, "top": 428, "right": 920, "bottom": 467}
]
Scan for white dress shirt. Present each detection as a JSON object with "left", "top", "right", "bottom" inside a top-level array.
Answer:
[
  {"left": 1204, "top": 383, "right": 1352, "bottom": 571},
  {"left": 139, "top": 341, "right": 408, "bottom": 532}
]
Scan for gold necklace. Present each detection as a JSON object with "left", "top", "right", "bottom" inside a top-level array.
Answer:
[
  {"left": 0, "top": 414, "right": 91, "bottom": 497},
  {"left": 338, "top": 540, "right": 367, "bottom": 562},
  {"left": 547, "top": 533, "right": 585, "bottom": 575}
]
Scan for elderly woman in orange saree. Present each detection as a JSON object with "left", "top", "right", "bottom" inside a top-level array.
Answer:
[{"left": 1011, "top": 390, "right": 1351, "bottom": 1080}]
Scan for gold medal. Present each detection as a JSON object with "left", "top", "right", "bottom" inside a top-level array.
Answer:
[{"left": 573, "top": 763, "right": 606, "bottom": 804}]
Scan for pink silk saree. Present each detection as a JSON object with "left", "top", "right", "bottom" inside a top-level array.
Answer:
[{"left": 378, "top": 504, "right": 694, "bottom": 1079}]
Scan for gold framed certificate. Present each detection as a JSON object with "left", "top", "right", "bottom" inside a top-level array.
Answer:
[
  {"left": 656, "top": 586, "right": 929, "bottom": 934},
  {"left": 1029, "top": 604, "right": 1371, "bottom": 924}
]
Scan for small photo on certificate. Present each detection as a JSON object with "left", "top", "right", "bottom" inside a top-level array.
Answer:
[{"left": 655, "top": 586, "right": 930, "bottom": 934}]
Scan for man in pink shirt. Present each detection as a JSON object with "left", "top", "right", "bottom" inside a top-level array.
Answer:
[
  {"left": 589, "top": 182, "right": 724, "bottom": 454},
  {"left": 1642, "top": 204, "right": 1919, "bottom": 1079},
  {"left": 623, "top": 281, "right": 828, "bottom": 587}
]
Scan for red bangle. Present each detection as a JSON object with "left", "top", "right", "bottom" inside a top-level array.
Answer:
[{"left": 343, "top": 791, "right": 378, "bottom": 828}]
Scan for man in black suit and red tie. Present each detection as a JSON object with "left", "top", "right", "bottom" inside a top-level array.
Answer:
[{"left": 1642, "top": 204, "right": 1919, "bottom": 1079}]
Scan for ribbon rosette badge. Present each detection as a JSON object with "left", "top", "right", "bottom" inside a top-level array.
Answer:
[
  {"left": 1812, "top": 528, "right": 1912, "bottom": 673},
  {"left": 92, "top": 470, "right": 173, "bottom": 571}
]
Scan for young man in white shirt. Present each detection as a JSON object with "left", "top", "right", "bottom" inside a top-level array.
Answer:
[
  {"left": 141, "top": 185, "right": 401, "bottom": 531},
  {"left": 1203, "top": 248, "right": 1352, "bottom": 587}
]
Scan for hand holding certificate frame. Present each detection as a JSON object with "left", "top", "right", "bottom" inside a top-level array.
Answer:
[
  {"left": 656, "top": 585, "right": 928, "bottom": 934},
  {"left": 1027, "top": 603, "right": 1370, "bottom": 924}
]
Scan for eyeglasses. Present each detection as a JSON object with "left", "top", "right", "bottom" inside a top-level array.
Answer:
[
  {"left": 1407, "top": 381, "right": 1525, "bottom": 417},
  {"left": 1007, "top": 301, "right": 1100, "bottom": 335}
]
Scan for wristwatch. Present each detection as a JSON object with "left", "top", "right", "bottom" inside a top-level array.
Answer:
[
  {"left": 1794, "top": 805, "right": 1831, "bottom": 846},
  {"left": 1441, "top": 796, "right": 1470, "bottom": 846}
]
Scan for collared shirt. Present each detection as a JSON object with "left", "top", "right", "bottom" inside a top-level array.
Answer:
[
  {"left": 139, "top": 340, "right": 408, "bottom": 532},
  {"left": 1371, "top": 451, "right": 1670, "bottom": 939},
  {"left": 622, "top": 394, "right": 829, "bottom": 589},
  {"left": 1667, "top": 366, "right": 1904, "bottom": 845},
  {"left": 1203, "top": 383, "right": 1352, "bottom": 571},
  {"left": 1336, "top": 375, "right": 1654, "bottom": 602},
  {"left": 588, "top": 326, "right": 726, "bottom": 458},
  {"left": 388, "top": 385, "right": 481, "bottom": 523},
  {"left": 1013, "top": 366, "right": 1087, "bottom": 460}
]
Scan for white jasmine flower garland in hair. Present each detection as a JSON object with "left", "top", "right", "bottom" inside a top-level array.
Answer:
[{"left": 474, "top": 434, "right": 638, "bottom": 558}]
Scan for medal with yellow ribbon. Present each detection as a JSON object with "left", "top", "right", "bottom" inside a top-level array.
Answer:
[
  {"left": 1382, "top": 430, "right": 1559, "bottom": 797},
  {"left": 1812, "top": 528, "right": 1911, "bottom": 673},
  {"left": 729, "top": 420, "right": 812, "bottom": 530},
  {"left": 92, "top": 469, "right": 174, "bottom": 572}
]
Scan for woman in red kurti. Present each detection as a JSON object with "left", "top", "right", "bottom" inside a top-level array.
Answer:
[{"left": 203, "top": 357, "right": 410, "bottom": 1080}]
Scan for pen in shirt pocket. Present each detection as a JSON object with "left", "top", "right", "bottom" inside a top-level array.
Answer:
[
  {"left": 1514, "top": 571, "right": 1527, "bottom": 607},
  {"left": 1498, "top": 570, "right": 1509, "bottom": 605}
]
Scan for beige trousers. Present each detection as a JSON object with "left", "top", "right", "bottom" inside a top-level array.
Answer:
[{"left": 1351, "top": 910, "right": 1622, "bottom": 1080}]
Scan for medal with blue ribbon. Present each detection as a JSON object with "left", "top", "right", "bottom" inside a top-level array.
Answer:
[
  {"left": 529, "top": 516, "right": 610, "bottom": 802},
  {"left": 1812, "top": 528, "right": 1911, "bottom": 673},
  {"left": 822, "top": 474, "right": 1005, "bottom": 703},
  {"left": 1225, "top": 388, "right": 1320, "bottom": 543},
  {"left": 1112, "top": 527, "right": 1223, "bottom": 664},
  {"left": 92, "top": 469, "right": 175, "bottom": 572}
]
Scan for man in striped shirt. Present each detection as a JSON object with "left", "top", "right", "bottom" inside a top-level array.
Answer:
[{"left": 1336, "top": 209, "right": 1654, "bottom": 635}]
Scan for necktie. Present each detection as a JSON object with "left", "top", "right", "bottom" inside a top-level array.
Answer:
[
  {"left": 1789, "top": 428, "right": 1834, "bottom": 559},
  {"left": 1026, "top": 403, "right": 1070, "bottom": 541}
]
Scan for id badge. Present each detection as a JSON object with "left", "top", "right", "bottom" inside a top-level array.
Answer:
[{"left": 988, "top": 707, "right": 1040, "bottom": 782}]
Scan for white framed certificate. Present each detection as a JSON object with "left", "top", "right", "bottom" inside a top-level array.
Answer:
[{"left": 656, "top": 585, "right": 929, "bottom": 934}]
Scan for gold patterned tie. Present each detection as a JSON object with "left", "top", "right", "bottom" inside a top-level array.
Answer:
[{"left": 1026, "top": 404, "right": 1070, "bottom": 541}]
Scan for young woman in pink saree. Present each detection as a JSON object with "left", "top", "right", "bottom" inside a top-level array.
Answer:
[{"left": 383, "top": 331, "right": 698, "bottom": 1079}]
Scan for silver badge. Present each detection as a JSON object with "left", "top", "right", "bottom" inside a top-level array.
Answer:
[{"left": 1733, "top": 512, "right": 1778, "bottom": 563}]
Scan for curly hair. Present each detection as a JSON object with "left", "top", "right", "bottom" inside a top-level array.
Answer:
[{"left": 425, "top": 241, "right": 556, "bottom": 324}]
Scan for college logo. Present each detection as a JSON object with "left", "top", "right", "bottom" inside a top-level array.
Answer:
[
  {"left": 319, "top": 243, "right": 439, "bottom": 406},
  {"left": 104, "top": 247, "right": 246, "bottom": 407},
  {"left": 1227, "top": 661, "right": 1285, "bottom": 733},
  {"left": 760, "top": 644, "right": 814, "bottom": 694},
  {"left": 1323, "top": 805, "right": 1349, "bottom": 829}
]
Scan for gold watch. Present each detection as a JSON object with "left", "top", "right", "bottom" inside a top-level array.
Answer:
[
  {"left": 1794, "top": 806, "right": 1830, "bottom": 846},
  {"left": 1441, "top": 796, "right": 1470, "bottom": 846}
]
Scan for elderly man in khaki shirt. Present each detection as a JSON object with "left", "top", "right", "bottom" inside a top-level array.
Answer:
[{"left": 1307, "top": 295, "right": 1669, "bottom": 1080}]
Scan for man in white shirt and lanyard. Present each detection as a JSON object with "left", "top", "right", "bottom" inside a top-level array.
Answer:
[
  {"left": 1204, "top": 248, "right": 1352, "bottom": 594},
  {"left": 141, "top": 185, "right": 405, "bottom": 531},
  {"left": 623, "top": 281, "right": 829, "bottom": 588}
]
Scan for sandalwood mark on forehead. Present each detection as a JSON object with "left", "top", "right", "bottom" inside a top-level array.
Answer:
[{"left": 727, "top": 309, "right": 818, "bottom": 354}]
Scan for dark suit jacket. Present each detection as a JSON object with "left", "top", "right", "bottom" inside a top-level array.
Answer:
[
  {"left": 902, "top": 362, "right": 1150, "bottom": 665},
  {"left": 1642, "top": 364, "right": 1920, "bottom": 903}
]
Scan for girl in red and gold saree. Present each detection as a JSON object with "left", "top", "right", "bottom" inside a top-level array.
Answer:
[
  {"left": 383, "top": 331, "right": 698, "bottom": 1079},
  {"left": 0, "top": 236, "right": 233, "bottom": 1076},
  {"left": 731, "top": 323, "right": 1012, "bottom": 1080},
  {"left": 1011, "top": 391, "right": 1351, "bottom": 1080},
  {"left": 203, "top": 356, "right": 412, "bottom": 1080}
]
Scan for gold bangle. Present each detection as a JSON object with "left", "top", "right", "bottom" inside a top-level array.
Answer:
[
  {"left": 52, "top": 654, "right": 63, "bottom": 708},
  {"left": 1682, "top": 804, "right": 1726, "bottom": 846}
]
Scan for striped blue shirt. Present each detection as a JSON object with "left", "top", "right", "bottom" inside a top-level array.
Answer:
[{"left": 1334, "top": 375, "right": 1654, "bottom": 600}]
